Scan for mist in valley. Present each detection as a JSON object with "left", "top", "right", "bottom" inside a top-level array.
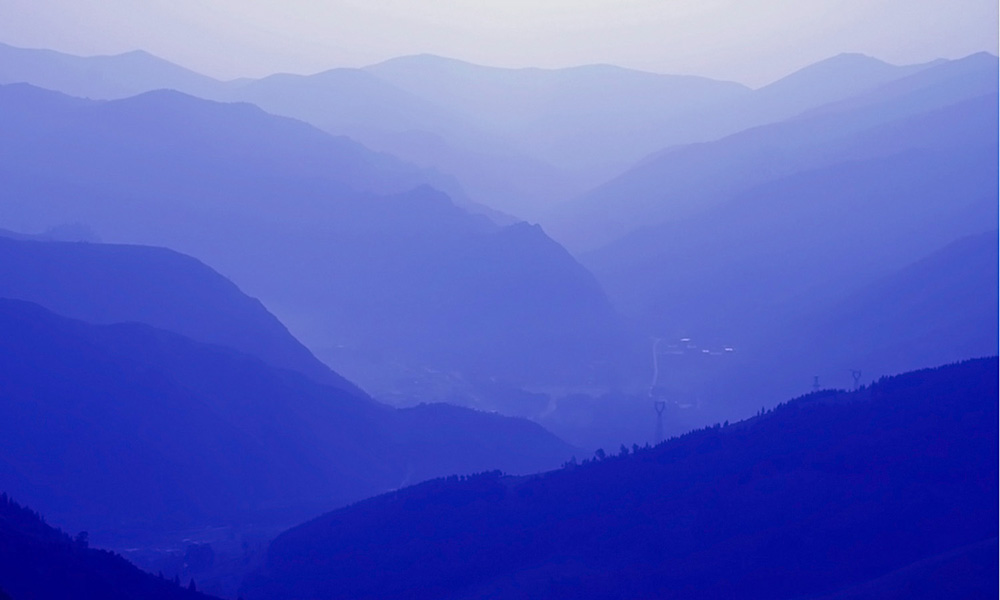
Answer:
[{"left": 0, "top": 2, "right": 997, "bottom": 599}]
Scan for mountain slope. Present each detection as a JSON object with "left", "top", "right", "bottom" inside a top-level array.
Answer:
[
  {"left": 245, "top": 358, "right": 999, "bottom": 600},
  {"left": 0, "top": 43, "right": 553, "bottom": 217},
  {"left": 0, "top": 298, "right": 574, "bottom": 542},
  {"left": 0, "top": 83, "right": 634, "bottom": 398},
  {"left": 0, "top": 234, "right": 356, "bottom": 390},
  {"left": 554, "top": 64, "right": 999, "bottom": 425},
  {"left": 546, "top": 57, "right": 999, "bottom": 432},
  {"left": 216, "top": 67, "right": 494, "bottom": 154},
  {"left": 548, "top": 53, "right": 999, "bottom": 252},
  {"left": 0, "top": 42, "right": 222, "bottom": 99},
  {"left": 0, "top": 82, "right": 457, "bottom": 201},
  {"left": 366, "top": 54, "right": 751, "bottom": 171},
  {"left": 364, "top": 53, "right": 938, "bottom": 176},
  {"left": 547, "top": 220, "right": 998, "bottom": 447},
  {"left": 584, "top": 97, "right": 998, "bottom": 338},
  {"left": 780, "top": 229, "right": 1000, "bottom": 394},
  {"left": 0, "top": 493, "right": 218, "bottom": 600},
  {"left": 745, "top": 52, "right": 937, "bottom": 124},
  {"left": 698, "top": 226, "right": 997, "bottom": 425},
  {"left": 0, "top": 43, "right": 947, "bottom": 220},
  {"left": 363, "top": 53, "right": 939, "bottom": 213}
]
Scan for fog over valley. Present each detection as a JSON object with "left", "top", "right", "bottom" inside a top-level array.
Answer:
[{"left": 0, "top": 3, "right": 996, "bottom": 598}]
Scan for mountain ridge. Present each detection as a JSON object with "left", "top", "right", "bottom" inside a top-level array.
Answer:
[
  {"left": 0, "top": 81, "right": 635, "bottom": 399},
  {"left": 2, "top": 41, "right": 955, "bottom": 220},
  {"left": 244, "top": 357, "right": 999, "bottom": 600},
  {"left": 0, "top": 234, "right": 359, "bottom": 391},
  {"left": 0, "top": 297, "right": 575, "bottom": 542}
]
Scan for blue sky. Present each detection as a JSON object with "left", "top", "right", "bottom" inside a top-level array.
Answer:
[{"left": 1, "top": 0, "right": 996, "bottom": 85}]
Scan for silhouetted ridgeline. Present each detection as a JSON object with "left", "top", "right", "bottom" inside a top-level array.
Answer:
[
  {"left": 555, "top": 52, "right": 999, "bottom": 429},
  {"left": 244, "top": 358, "right": 999, "bottom": 600},
  {"left": 785, "top": 229, "right": 1000, "bottom": 388},
  {"left": 0, "top": 233, "right": 359, "bottom": 392},
  {"left": 552, "top": 52, "right": 998, "bottom": 252},
  {"left": 0, "top": 493, "right": 217, "bottom": 600},
  {"left": 0, "top": 82, "right": 638, "bottom": 398},
  {"left": 670, "top": 227, "right": 1000, "bottom": 430},
  {"left": 0, "top": 298, "right": 573, "bottom": 542},
  {"left": 0, "top": 41, "right": 222, "bottom": 100},
  {"left": 0, "top": 44, "right": 947, "bottom": 221},
  {"left": 1, "top": 49, "right": 993, "bottom": 427}
]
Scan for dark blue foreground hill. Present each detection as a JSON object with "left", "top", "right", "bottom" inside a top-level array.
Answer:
[
  {"left": 0, "top": 493, "right": 217, "bottom": 600},
  {"left": 0, "top": 298, "right": 574, "bottom": 543},
  {"left": 244, "top": 358, "right": 999, "bottom": 600}
]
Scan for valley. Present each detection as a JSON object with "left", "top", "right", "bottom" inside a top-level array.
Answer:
[{"left": 0, "top": 11, "right": 996, "bottom": 597}]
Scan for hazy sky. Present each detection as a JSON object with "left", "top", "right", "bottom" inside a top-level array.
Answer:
[{"left": 1, "top": 0, "right": 996, "bottom": 86}]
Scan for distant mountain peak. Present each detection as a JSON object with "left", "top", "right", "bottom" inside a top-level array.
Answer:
[
  {"left": 759, "top": 53, "right": 899, "bottom": 91},
  {"left": 824, "top": 51, "right": 884, "bottom": 63},
  {"left": 368, "top": 53, "right": 486, "bottom": 70}
]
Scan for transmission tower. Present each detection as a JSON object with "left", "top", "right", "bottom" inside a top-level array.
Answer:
[
  {"left": 654, "top": 400, "right": 666, "bottom": 445},
  {"left": 812, "top": 375, "right": 820, "bottom": 392},
  {"left": 850, "top": 369, "right": 862, "bottom": 390}
]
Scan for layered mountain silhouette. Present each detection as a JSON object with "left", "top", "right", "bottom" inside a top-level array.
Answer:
[
  {"left": 227, "top": 56, "right": 749, "bottom": 217},
  {"left": 364, "top": 55, "right": 750, "bottom": 173},
  {"left": 737, "top": 52, "right": 938, "bottom": 127},
  {"left": 0, "top": 233, "right": 356, "bottom": 391},
  {"left": 2, "top": 44, "right": 993, "bottom": 429},
  {"left": 2, "top": 42, "right": 993, "bottom": 427},
  {"left": 243, "top": 358, "right": 999, "bottom": 600},
  {"left": 673, "top": 228, "right": 1000, "bottom": 424},
  {"left": 0, "top": 493, "right": 218, "bottom": 600},
  {"left": 534, "top": 207, "right": 998, "bottom": 450},
  {"left": 0, "top": 43, "right": 946, "bottom": 220},
  {"left": 579, "top": 151, "right": 995, "bottom": 424},
  {"left": 0, "top": 42, "right": 222, "bottom": 100},
  {"left": 764, "top": 229, "right": 1000, "bottom": 399},
  {"left": 549, "top": 52, "right": 999, "bottom": 252},
  {"left": 1, "top": 37, "right": 995, "bottom": 600},
  {"left": 0, "top": 82, "right": 635, "bottom": 399},
  {"left": 0, "top": 298, "right": 573, "bottom": 542},
  {"left": 535, "top": 53, "right": 1000, "bottom": 429},
  {"left": 584, "top": 97, "right": 997, "bottom": 333}
]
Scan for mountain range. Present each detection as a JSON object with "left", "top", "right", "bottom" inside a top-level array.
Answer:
[
  {"left": 0, "top": 232, "right": 355, "bottom": 391},
  {"left": 0, "top": 82, "right": 637, "bottom": 402},
  {"left": 0, "top": 38, "right": 995, "bottom": 600},
  {"left": 0, "top": 229, "right": 579, "bottom": 597},
  {"left": 532, "top": 226, "right": 999, "bottom": 450},
  {"left": 551, "top": 52, "right": 999, "bottom": 427},
  {"left": 0, "top": 42, "right": 950, "bottom": 221},
  {"left": 550, "top": 52, "right": 999, "bottom": 252},
  {"left": 243, "top": 358, "right": 999, "bottom": 600},
  {"left": 0, "top": 293, "right": 575, "bottom": 548},
  {"left": 1, "top": 42, "right": 995, "bottom": 438}
]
